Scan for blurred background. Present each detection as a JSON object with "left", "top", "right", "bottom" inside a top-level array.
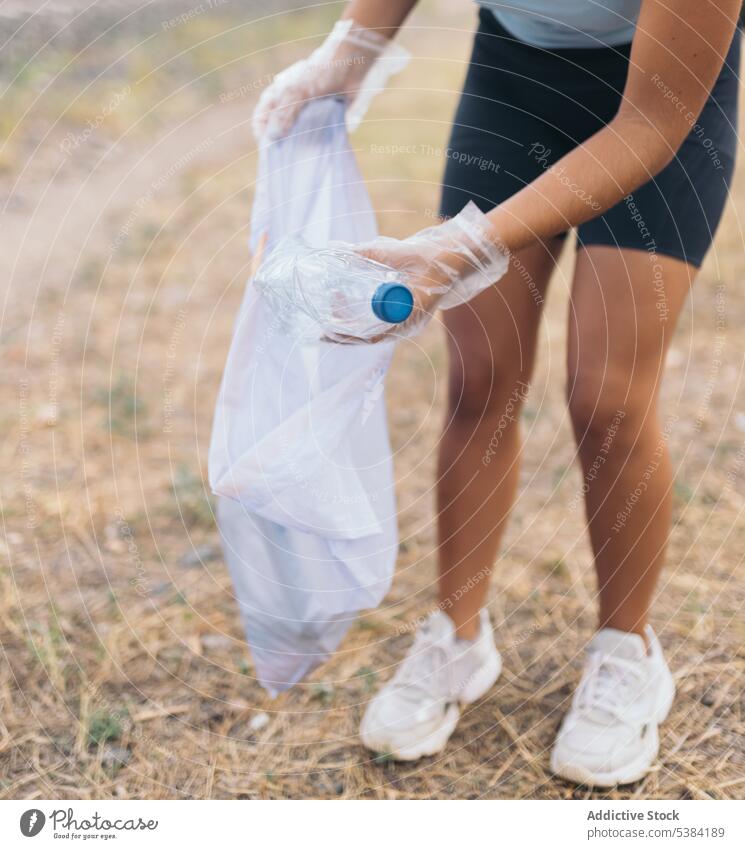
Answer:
[{"left": 1, "top": 0, "right": 744, "bottom": 799}]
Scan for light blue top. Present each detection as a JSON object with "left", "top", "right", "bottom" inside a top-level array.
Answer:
[{"left": 479, "top": 1, "right": 641, "bottom": 48}]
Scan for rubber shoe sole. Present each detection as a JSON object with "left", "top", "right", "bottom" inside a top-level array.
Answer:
[
  {"left": 551, "top": 671, "right": 676, "bottom": 788},
  {"left": 361, "top": 652, "right": 502, "bottom": 762}
]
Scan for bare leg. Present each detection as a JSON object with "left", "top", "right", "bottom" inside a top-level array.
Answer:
[
  {"left": 567, "top": 246, "right": 694, "bottom": 637},
  {"left": 437, "top": 240, "right": 561, "bottom": 638}
]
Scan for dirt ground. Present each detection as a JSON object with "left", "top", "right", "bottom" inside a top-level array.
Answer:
[{"left": 1, "top": 3, "right": 744, "bottom": 800}]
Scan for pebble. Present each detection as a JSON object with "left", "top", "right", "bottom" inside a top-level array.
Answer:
[
  {"left": 201, "top": 633, "right": 232, "bottom": 651},
  {"left": 249, "top": 712, "right": 270, "bottom": 732},
  {"left": 102, "top": 745, "right": 131, "bottom": 769},
  {"left": 179, "top": 543, "right": 221, "bottom": 568}
]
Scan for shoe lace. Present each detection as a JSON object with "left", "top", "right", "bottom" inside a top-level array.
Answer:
[
  {"left": 392, "top": 629, "right": 456, "bottom": 702},
  {"left": 575, "top": 652, "right": 646, "bottom": 723}
]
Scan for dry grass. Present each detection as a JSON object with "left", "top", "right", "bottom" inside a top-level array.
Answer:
[{"left": 1, "top": 3, "right": 744, "bottom": 800}]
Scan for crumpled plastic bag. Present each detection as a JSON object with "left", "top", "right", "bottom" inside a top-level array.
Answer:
[{"left": 209, "top": 98, "right": 399, "bottom": 695}]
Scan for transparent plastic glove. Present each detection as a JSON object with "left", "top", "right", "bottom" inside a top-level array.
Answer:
[
  {"left": 252, "top": 19, "right": 409, "bottom": 142},
  {"left": 330, "top": 201, "right": 511, "bottom": 343}
]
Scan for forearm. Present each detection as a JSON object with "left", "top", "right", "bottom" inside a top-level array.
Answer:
[
  {"left": 485, "top": 0, "right": 739, "bottom": 254},
  {"left": 487, "top": 114, "right": 674, "bottom": 253},
  {"left": 341, "top": 0, "right": 419, "bottom": 37}
]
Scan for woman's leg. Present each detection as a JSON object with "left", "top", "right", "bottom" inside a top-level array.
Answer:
[
  {"left": 436, "top": 239, "right": 561, "bottom": 638},
  {"left": 567, "top": 245, "right": 695, "bottom": 636}
]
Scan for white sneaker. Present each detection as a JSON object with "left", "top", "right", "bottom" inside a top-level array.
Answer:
[
  {"left": 360, "top": 608, "right": 502, "bottom": 761},
  {"left": 551, "top": 625, "right": 675, "bottom": 787}
]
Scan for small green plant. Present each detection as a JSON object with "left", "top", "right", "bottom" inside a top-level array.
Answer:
[
  {"left": 94, "top": 374, "right": 148, "bottom": 439},
  {"left": 310, "top": 682, "right": 334, "bottom": 706},
  {"left": 673, "top": 481, "right": 695, "bottom": 504},
  {"left": 355, "top": 667, "right": 377, "bottom": 693},
  {"left": 545, "top": 558, "right": 568, "bottom": 578},
  {"left": 552, "top": 464, "right": 571, "bottom": 488},
  {"left": 27, "top": 614, "right": 64, "bottom": 670},
  {"left": 88, "top": 708, "right": 127, "bottom": 746},
  {"left": 171, "top": 464, "right": 214, "bottom": 529}
]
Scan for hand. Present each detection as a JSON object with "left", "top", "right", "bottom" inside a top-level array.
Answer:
[
  {"left": 252, "top": 19, "right": 408, "bottom": 142},
  {"left": 324, "top": 202, "right": 510, "bottom": 344}
]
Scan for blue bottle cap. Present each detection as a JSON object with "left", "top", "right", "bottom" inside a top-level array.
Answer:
[{"left": 371, "top": 283, "right": 414, "bottom": 324}]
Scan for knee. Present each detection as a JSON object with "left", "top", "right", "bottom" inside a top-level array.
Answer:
[
  {"left": 448, "top": 357, "right": 530, "bottom": 427},
  {"left": 567, "top": 372, "right": 643, "bottom": 456}
]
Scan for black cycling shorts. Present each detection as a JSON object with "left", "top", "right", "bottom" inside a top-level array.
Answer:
[{"left": 439, "top": 10, "right": 740, "bottom": 268}]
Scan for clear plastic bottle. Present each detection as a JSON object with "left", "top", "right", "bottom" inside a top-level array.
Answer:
[{"left": 253, "top": 236, "right": 413, "bottom": 342}]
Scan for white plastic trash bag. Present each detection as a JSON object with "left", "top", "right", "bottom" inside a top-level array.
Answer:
[{"left": 209, "top": 98, "right": 399, "bottom": 695}]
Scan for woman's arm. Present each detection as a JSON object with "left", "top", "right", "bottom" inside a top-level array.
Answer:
[
  {"left": 341, "top": 0, "right": 419, "bottom": 36},
  {"left": 342, "top": 0, "right": 741, "bottom": 342},
  {"left": 487, "top": 0, "right": 741, "bottom": 253}
]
